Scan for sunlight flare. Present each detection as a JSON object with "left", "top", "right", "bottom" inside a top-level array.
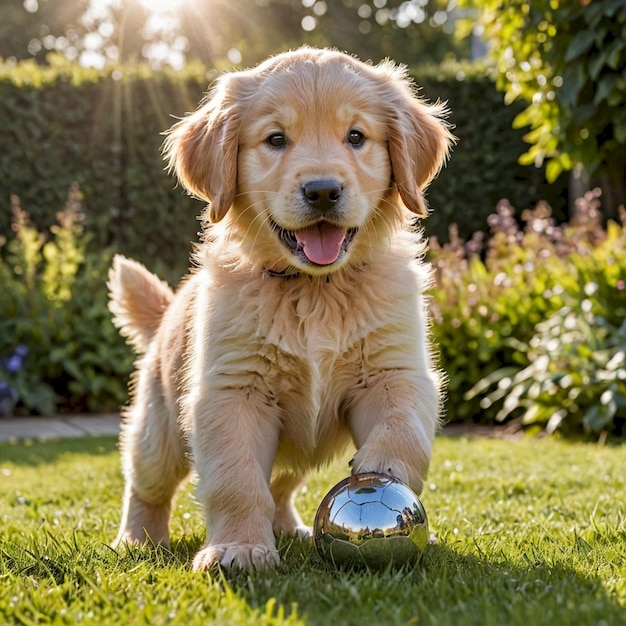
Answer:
[{"left": 139, "top": 0, "right": 186, "bottom": 13}]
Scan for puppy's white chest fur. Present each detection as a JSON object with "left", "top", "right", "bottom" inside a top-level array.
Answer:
[
  {"left": 191, "top": 254, "right": 429, "bottom": 467},
  {"left": 248, "top": 273, "right": 376, "bottom": 461}
]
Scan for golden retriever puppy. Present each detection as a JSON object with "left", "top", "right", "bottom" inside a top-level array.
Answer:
[{"left": 108, "top": 47, "right": 453, "bottom": 571}]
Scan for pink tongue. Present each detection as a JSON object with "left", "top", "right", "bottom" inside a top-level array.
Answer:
[{"left": 295, "top": 223, "right": 347, "bottom": 265}]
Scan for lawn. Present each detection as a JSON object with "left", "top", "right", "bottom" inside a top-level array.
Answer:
[{"left": 1, "top": 434, "right": 625, "bottom": 625}]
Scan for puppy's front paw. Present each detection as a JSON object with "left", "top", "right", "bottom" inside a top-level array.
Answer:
[
  {"left": 351, "top": 449, "right": 411, "bottom": 487},
  {"left": 192, "top": 543, "right": 280, "bottom": 572}
]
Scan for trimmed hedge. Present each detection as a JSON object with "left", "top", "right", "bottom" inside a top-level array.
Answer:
[
  {"left": 0, "top": 59, "right": 210, "bottom": 281},
  {"left": 0, "top": 58, "right": 568, "bottom": 277}
]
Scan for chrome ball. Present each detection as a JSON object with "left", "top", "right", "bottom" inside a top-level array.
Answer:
[{"left": 313, "top": 472, "right": 429, "bottom": 569}]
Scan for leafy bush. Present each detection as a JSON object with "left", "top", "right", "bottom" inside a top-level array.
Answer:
[
  {"left": 0, "top": 186, "right": 134, "bottom": 415},
  {"left": 470, "top": 304, "right": 626, "bottom": 437},
  {"left": 431, "top": 189, "right": 626, "bottom": 438},
  {"left": 461, "top": 0, "right": 626, "bottom": 190}
]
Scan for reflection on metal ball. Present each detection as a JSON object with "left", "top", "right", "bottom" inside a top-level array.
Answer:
[{"left": 313, "top": 472, "right": 429, "bottom": 569}]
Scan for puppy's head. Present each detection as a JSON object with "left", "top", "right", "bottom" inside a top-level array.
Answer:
[{"left": 164, "top": 47, "right": 454, "bottom": 276}]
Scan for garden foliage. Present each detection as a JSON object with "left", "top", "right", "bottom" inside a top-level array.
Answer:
[
  {"left": 0, "top": 186, "right": 133, "bottom": 415},
  {"left": 0, "top": 57, "right": 207, "bottom": 280},
  {"left": 2, "top": 185, "right": 625, "bottom": 440},
  {"left": 430, "top": 189, "right": 626, "bottom": 438}
]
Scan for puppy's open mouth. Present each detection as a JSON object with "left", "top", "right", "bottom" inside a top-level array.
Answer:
[{"left": 272, "top": 221, "right": 358, "bottom": 266}]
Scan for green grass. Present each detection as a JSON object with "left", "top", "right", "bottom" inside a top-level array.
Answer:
[{"left": 1, "top": 435, "right": 625, "bottom": 625}]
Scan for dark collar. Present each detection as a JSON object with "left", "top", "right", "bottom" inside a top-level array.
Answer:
[
  {"left": 264, "top": 267, "right": 301, "bottom": 280},
  {"left": 265, "top": 268, "right": 335, "bottom": 284}
]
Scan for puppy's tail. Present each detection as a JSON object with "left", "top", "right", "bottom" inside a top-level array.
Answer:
[{"left": 107, "top": 254, "right": 174, "bottom": 353}]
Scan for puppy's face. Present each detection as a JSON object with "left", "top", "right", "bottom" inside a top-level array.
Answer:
[
  {"left": 164, "top": 48, "right": 453, "bottom": 276},
  {"left": 237, "top": 65, "right": 394, "bottom": 273}
]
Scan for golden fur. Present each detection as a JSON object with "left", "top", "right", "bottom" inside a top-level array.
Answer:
[{"left": 108, "top": 47, "right": 454, "bottom": 571}]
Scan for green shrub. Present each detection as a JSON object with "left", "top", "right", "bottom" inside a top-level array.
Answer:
[
  {"left": 0, "top": 186, "right": 134, "bottom": 415},
  {"left": 470, "top": 304, "right": 626, "bottom": 437},
  {"left": 431, "top": 189, "right": 626, "bottom": 438}
]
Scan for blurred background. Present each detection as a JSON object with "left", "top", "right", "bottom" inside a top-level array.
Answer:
[{"left": 1, "top": 0, "right": 470, "bottom": 70}]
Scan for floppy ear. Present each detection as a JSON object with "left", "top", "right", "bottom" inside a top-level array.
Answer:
[
  {"left": 162, "top": 74, "right": 244, "bottom": 223},
  {"left": 386, "top": 84, "right": 455, "bottom": 218}
]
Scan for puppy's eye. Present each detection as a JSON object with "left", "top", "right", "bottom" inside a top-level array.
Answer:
[
  {"left": 347, "top": 130, "right": 365, "bottom": 147},
  {"left": 266, "top": 133, "right": 287, "bottom": 148}
]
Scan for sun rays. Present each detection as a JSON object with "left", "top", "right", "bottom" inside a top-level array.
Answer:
[{"left": 81, "top": 0, "right": 215, "bottom": 69}]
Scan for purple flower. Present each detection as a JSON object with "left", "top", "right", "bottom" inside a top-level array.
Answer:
[
  {"left": 1, "top": 345, "right": 27, "bottom": 373},
  {"left": 3, "top": 355, "right": 22, "bottom": 373},
  {"left": 0, "top": 381, "right": 18, "bottom": 416}
]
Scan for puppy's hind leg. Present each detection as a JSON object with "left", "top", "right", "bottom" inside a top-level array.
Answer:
[
  {"left": 271, "top": 472, "right": 312, "bottom": 540},
  {"left": 114, "top": 363, "right": 189, "bottom": 548}
]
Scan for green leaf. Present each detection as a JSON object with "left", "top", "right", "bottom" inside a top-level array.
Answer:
[
  {"left": 588, "top": 53, "right": 606, "bottom": 81},
  {"left": 583, "top": 404, "right": 614, "bottom": 432},
  {"left": 594, "top": 74, "right": 619, "bottom": 105},
  {"left": 560, "top": 64, "right": 586, "bottom": 107},
  {"left": 615, "top": 124, "right": 626, "bottom": 143},
  {"left": 546, "top": 158, "right": 563, "bottom": 183},
  {"left": 607, "top": 42, "right": 624, "bottom": 70},
  {"left": 518, "top": 150, "right": 539, "bottom": 166},
  {"left": 564, "top": 30, "right": 595, "bottom": 63},
  {"left": 464, "top": 366, "right": 521, "bottom": 401}
]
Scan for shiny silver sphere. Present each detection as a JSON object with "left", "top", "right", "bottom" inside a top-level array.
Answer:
[{"left": 313, "top": 472, "right": 429, "bottom": 569}]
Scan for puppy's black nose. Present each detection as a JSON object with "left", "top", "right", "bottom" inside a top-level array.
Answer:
[{"left": 302, "top": 179, "right": 343, "bottom": 213}]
